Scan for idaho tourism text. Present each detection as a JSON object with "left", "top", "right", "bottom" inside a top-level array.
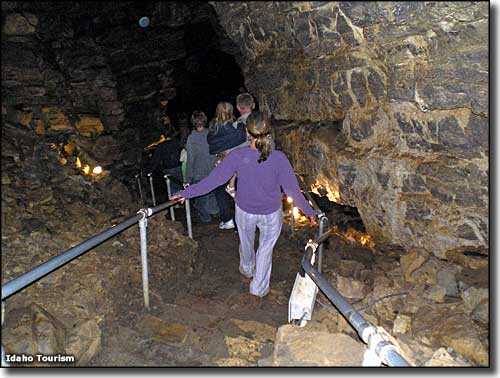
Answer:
[{"left": 5, "top": 354, "right": 75, "bottom": 363}]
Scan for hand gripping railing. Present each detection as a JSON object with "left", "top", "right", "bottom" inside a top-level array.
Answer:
[
  {"left": 1, "top": 198, "right": 192, "bottom": 366},
  {"left": 143, "top": 172, "right": 192, "bottom": 239},
  {"left": 301, "top": 230, "right": 410, "bottom": 367}
]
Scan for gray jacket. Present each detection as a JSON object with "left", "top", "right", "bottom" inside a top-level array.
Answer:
[{"left": 185, "top": 129, "right": 217, "bottom": 183}]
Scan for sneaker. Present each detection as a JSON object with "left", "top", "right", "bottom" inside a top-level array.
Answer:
[
  {"left": 219, "top": 219, "right": 235, "bottom": 230},
  {"left": 225, "top": 185, "right": 236, "bottom": 198}
]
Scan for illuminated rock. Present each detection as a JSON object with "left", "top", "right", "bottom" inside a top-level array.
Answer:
[
  {"left": 41, "top": 107, "right": 75, "bottom": 134},
  {"left": 3, "top": 13, "right": 38, "bottom": 35},
  {"left": 213, "top": 2, "right": 488, "bottom": 258},
  {"left": 75, "top": 116, "right": 104, "bottom": 137}
]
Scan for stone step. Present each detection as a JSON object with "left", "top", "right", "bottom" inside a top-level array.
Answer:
[{"left": 263, "top": 324, "right": 366, "bottom": 367}]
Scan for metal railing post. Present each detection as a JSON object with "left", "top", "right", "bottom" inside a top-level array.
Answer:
[
  {"left": 302, "top": 239, "right": 411, "bottom": 367},
  {"left": 164, "top": 175, "right": 175, "bottom": 221},
  {"left": 185, "top": 198, "right": 193, "bottom": 239},
  {"left": 135, "top": 173, "right": 144, "bottom": 206},
  {"left": 138, "top": 209, "right": 151, "bottom": 309},
  {"left": 317, "top": 214, "right": 328, "bottom": 273},
  {"left": 1, "top": 345, "right": 7, "bottom": 367},
  {"left": 1, "top": 301, "right": 7, "bottom": 367},
  {"left": 147, "top": 173, "right": 156, "bottom": 207}
]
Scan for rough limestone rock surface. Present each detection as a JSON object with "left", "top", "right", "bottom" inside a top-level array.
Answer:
[
  {"left": 211, "top": 1, "right": 488, "bottom": 259},
  {"left": 1, "top": 1, "right": 242, "bottom": 188},
  {"left": 271, "top": 325, "right": 365, "bottom": 366},
  {"left": 1, "top": 122, "right": 198, "bottom": 365}
]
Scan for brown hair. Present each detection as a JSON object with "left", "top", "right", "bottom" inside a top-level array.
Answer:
[
  {"left": 236, "top": 93, "right": 254, "bottom": 110},
  {"left": 191, "top": 110, "right": 207, "bottom": 129},
  {"left": 215, "top": 102, "right": 234, "bottom": 124},
  {"left": 247, "top": 111, "right": 272, "bottom": 163}
]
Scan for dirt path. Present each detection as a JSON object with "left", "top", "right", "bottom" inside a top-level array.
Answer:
[{"left": 92, "top": 215, "right": 316, "bottom": 366}]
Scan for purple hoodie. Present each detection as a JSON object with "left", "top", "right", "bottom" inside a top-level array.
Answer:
[{"left": 179, "top": 147, "right": 316, "bottom": 217}]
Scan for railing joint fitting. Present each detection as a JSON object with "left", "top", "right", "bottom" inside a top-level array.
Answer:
[
  {"left": 361, "top": 324, "right": 377, "bottom": 345},
  {"left": 305, "top": 240, "right": 318, "bottom": 253},
  {"left": 378, "top": 342, "right": 398, "bottom": 364},
  {"left": 137, "top": 208, "right": 152, "bottom": 219}
]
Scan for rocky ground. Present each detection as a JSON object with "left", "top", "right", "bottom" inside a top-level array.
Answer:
[{"left": 1, "top": 122, "right": 488, "bottom": 367}]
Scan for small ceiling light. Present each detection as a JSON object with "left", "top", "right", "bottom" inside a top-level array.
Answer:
[
  {"left": 139, "top": 17, "right": 150, "bottom": 28},
  {"left": 93, "top": 166, "right": 103, "bottom": 174}
]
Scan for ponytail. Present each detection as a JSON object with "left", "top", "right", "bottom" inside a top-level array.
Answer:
[{"left": 247, "top": 111, "right": 272, "bottom": 163}]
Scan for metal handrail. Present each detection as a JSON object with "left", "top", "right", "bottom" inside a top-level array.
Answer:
[
  {"left": 301, "top": 229, "right": 410, "bottom": 367},
  {"left": 2, "top": 198, "right": 187, "bottom": 366},
  {"left": 1, "top": 199, "right": 180, "bottom": 301}
]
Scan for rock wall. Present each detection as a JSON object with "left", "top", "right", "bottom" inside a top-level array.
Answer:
[
  {"left": 1, "top": 1, "right": 241, "bottom": 184},
  {"left": 211, "top": 1, "right": 489, "bottom": 258},
  {"left": 1, "top": 120, "right": 199, "bottom": 364}
]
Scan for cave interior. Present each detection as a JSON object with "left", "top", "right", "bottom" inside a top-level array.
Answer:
[{"left": 1, "top": 1, "right": 489, "bottom": 368}]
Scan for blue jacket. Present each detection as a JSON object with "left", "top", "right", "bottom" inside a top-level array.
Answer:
[{"left": 207, "top": 121, "right": 247, "bottom": 155}]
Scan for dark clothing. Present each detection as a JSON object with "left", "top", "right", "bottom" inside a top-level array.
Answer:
[
  {"left": 207, "top": 121, "right": 247, "bottom": 155},
  {"left": 192, "top": 178, "right": 219, "bottom": 223},
  {"left": 150, "top": 138, "right": 182, "bottom": 174},
  {"left": 164, "top": 165, "right": 183, "bottom": 194},
  {"left": 213, "top": 184, "right": 234, "bottom": 223},
  {"left": 206, "top": 120, "right": 246, "bottom": 224}
]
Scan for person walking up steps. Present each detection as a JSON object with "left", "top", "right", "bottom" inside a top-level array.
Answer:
[{"left": 171, "top": 111, "right": 316, "bottom": 305}]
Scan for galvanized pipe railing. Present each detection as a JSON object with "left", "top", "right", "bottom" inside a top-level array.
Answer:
[
  {"left": 299, "top": 183, "right": 328, "bottom": 274},
  {"left": 147, "top": 173, "right": 156, "bottom": 206},
  {"left": 163, "top": 174, "right": 193, "bottom": 239},
  {"left": 164, "top": 175, "right": 176, "bottom": 221},
  {"left": 1, "top": 199, "right": 180, "bottom": 302},
  {"left": 135, "top": 173, "right": 145, "bottom": 206},
  {"left": 1, "top": 197, "right": 191, "bottom": 365},
  {"left": 301, "top": 230, "right": 410, "bottom": 367}
]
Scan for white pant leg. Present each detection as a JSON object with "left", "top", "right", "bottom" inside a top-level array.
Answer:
[
  {"left": 235, "top": 204, "right": 257, "bottom": 276},
  {"left": 250, "top": 207, "right": 283, "bottom": 297}
]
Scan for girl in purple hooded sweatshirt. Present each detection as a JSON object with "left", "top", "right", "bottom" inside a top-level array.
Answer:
[{"left": 171, "top": 111, "right": 316, "bottom": 304}]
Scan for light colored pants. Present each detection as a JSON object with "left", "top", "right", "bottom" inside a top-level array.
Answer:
[{"left": 235, "top": 204, "right": 283, "bottom": 297}]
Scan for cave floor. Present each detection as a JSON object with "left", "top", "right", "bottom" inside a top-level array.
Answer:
[{"left": 91, "top": 215, "right": 316, "bottom": 366}]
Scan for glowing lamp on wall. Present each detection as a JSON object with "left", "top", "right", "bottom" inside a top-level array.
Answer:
[
  {"left": 92, "top": 166, "right": 103, "bottom": 175},
  {"left": 82, "top": 164, "right": 90, "bottom": 175}
]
